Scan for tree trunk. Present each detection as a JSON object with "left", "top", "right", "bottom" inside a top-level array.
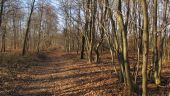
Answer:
[
  {"left": 0, "top": 0, "right": 4, "bottom": 27},
  {"left": 80, "top": 36, "right": 85, "bottom": 59},
  {"left": 116, "top": 0, "right": 133, "bottom": 94},
  {"left": 141, "top": 0, "right": 149, "bottom": 95},
  {"left": 152, "top": 0, "right": 160, "bottom": 85},
  {"left": 1, "top": 25, "right": 6, "bottom": 52},
  {"left": 0, "top": 0, "right": 4, "bottom": 52},
  {"left": 22, "top": 0, "right": 35, "bottom": 56},
  {"left": 37, "top": 5, "right": 43, "bottom": 53},
  {"left": 156, "top": 0, "right": 168, "bottom": 85}
]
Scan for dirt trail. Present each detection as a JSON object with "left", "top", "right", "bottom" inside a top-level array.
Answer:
[{"left": 14, "top": 50, "right": 117, "bottom": 96}]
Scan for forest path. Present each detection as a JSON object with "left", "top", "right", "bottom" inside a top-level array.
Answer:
[{"left": 14, "top": 49, "right": 116, "bottom": 96}]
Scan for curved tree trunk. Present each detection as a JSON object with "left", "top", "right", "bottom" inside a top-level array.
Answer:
[
  {"left": 116, "top": 0, "right": 133, "bottom": 94},
  {"left": 22, "top": 0, "right": 36, "bottom": 56}
]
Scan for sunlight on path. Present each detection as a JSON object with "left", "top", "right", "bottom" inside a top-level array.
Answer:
[{"left": 15, "top": 50, "right": 117, "bottom": 96}]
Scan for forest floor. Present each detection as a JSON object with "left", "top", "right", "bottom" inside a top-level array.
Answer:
[{"left": 0, "top": 48, "right": 170, "bottom": 96}]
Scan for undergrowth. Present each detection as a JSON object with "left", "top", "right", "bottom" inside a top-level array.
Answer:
[{"left": 0, "top": 51, "right": 48, "bottom": 95}]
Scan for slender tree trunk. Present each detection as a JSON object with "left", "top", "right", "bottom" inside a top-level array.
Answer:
[
  {"left": 94, "top": 46, "right": 99, "bottom": 63},
  {"left": 84, "top": 0, "right": 97, "bottom": 63},
  {"left": 156, "top": 0, "right": 168, "bottom": 85},
  {"left": 80, "top": 36, "right": 85, "bottom": 59},
  {"left": 13, "top": 13, "right": 17, "bottom": 50},
  {"left": 152, "top": 0, "right": 160, "bottom": 85},
  {"left": 1, "top": 25, "right": 6, "bottom": 52},
  {"left": 141, "top": 0, "right": 149, "bottom": 95},
  {"left": 0, "top": 0, "right": 4, "bottom": 27},
  {"left": 116, "top": 0, "right": 133, "bottom": 94},
  {"left": 37, "top": 9, "right": 43, "bottom": 53},
  {"left": 0, "top": 0, "right": 4, "bottom": 52},
  {"left": 22, "top": 0, "right": 35, "bottom": 56},
  {"left": 106, "top": 0, "right": 123, "bottom": 81}
]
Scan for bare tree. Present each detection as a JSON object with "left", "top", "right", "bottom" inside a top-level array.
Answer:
[
  {"left": 22, "top": 0, "right": 36, "bottom": 56},
  {"left": 141, "top": 0, "right": 149, "bottom": 95},
  {"left": 115, "top": 0, "right": 133, "bottom": 94}
]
